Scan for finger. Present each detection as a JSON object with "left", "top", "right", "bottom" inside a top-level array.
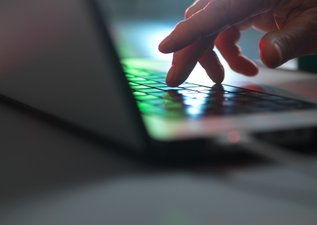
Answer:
[
  {"left": 166, "top": 37, "right": 213, "bottom": 87},
  {"left": 165, "top": 0, "right": 219, "bottom": 86},
  {"left": 159, "top": 0, "right": 273, "bottom": 53},
  {"left": 215, "top": 27, "right": 258, "bottom": 76},
  {"left": 199, "top": 48, "right": 225, "bottom": 84},
  {"left": 260, "top": 15, "right": 317, "bottom": 68},
  {"left": 251, "top": 12, "right": 278, "bottom": 32},
  {"left": 235, "top": 12, "right": 276, "bottom": 32},
  {"left": 186, "top": 0, "right": 224, "bottom": 84}
]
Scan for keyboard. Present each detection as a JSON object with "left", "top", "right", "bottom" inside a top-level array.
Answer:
[{"left": 123, "top": 64, "right": 317, "bottom": 119}]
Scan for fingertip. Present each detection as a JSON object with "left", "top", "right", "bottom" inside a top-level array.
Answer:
[
  {"left": 259, "top": 35, "right": 283, "bottom": 68},
  {"left": 198, "top": 49, "right": 225, "bottom": 84},
  {"left": 213, "top": 75, "right": 224, "bottom": 84},
  {"left": 249, "top": 67, "right": 259, "bottom": 76},
  {"left": 158, "top": 27, "right": 181, "bottom": 54},
  {"left": 226, "top": 55, "right": 259, "bottom": 76},
  {"left": 207, "top": 65, "right": 225, "bottom": 84},
  {"left": 165, "top": 66, "right": 182, "bottom": 87},
  {"left": 159, "top": 37, "right": 184, "bottom": 54},
  {"left": 244, "top": 67, "right": 259, "bottom": 76},
  {"left": 160, "top": 20, "right": 202, "bottom": 54},
  {"left": 159, "top": 36, "right": 172, "bottom": 53},
  {"left": 239, "top": 59, "right": 259, "bottom": 76}
]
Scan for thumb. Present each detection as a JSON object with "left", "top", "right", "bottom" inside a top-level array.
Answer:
[{"left": 259, "top": 18, "right": 317, "bottom": 68}]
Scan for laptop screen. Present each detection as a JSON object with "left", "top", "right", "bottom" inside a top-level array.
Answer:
[
  {"left": 95, "top": 0, "right": 263, "bottom": 65},
  {"left": 95, "top": 0, "right": 191, "bottom": 60}
]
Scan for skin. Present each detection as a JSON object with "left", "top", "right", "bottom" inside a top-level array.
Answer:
[{"left": 159, "top": 0, "right": 317, "bottom": 86}]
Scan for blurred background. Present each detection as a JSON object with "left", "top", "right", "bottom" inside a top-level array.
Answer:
[{"left": 98, "top": 0, "right": 265, "bottom": 66}]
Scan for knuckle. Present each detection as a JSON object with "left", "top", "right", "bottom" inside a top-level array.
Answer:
[{"left": 184, "top": 6, "right": 197, "bottom": 19}]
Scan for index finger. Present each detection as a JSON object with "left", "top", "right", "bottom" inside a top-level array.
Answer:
[{"left": 159, "top": 0, "right": 272, "bottom": 53}]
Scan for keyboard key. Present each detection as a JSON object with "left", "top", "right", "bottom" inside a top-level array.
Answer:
[{"left": 124, "top": 64, "right": 317, "bottom": 120}]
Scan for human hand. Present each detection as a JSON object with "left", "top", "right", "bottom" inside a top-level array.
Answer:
[{"left": 159, "top": 0, "right": 317, "bottom": 86}]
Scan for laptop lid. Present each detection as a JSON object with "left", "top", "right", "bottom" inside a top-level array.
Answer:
[{"left": 0, "top": 0, "right": 150, "bottom": 151}]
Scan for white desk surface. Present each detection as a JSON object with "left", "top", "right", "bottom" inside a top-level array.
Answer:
[{"left": 0, "top": 66, "right": 317, "bottom": 225}]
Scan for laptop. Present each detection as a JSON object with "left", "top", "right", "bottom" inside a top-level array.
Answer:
[{"left": 0, "top": 0, "right": 317, "bottom": 159}]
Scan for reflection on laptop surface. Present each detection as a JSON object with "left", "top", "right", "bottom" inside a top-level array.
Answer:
[{"left": 124, "top": 63, "right": 316, "bottom": 120}]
